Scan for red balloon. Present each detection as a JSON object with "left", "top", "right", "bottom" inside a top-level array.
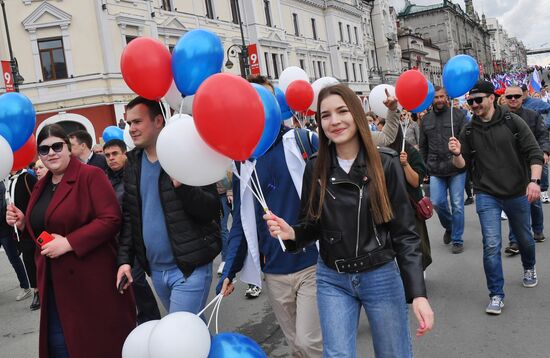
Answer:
[
  {"left": 286, "top": 80, "right": 314, "bottom": 112},
  {"left": 12, "top": 135, "right": 36, "bottom": 171},
  {"left": 121, "top": 37, "right": 172, "bottom": 100},
  {"left": 193, "top": 73, "right": 264, "bottom": 161},
  {"left": 395, "top": 70, "right": 429, "bottom": 110}
]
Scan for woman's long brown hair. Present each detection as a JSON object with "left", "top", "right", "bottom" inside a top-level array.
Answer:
[{"left": 307, "top": 84, "right": 393, "bottom": 225}]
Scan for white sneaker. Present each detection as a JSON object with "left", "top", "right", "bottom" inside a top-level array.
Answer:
[
  {"left": 541, "top": 191, "right": 550, "bottom": 204},
  {"left": 501, "top": 211, "right": 508, "bottom": 220},
  {"left": 217, "top": 261, "right": 225, "bottom": 276},
  {"left": 16, "top": 288, "right": 32, "bottom": 301}
]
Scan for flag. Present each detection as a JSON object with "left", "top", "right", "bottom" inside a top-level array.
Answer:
[{"left": 530, "top": 70, "right": 542, "bottom": 93}]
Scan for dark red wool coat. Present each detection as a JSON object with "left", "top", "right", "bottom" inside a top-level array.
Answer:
[{"left": 24, "top": 156, "right": 136, "bottom": 358}]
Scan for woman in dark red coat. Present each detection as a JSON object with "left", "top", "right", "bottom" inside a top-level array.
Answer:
[{"left": 6, "top": 124, "right": 136, "bottom": 358}]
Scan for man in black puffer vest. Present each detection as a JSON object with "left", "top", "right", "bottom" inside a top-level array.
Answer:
[{"left": 116, "top": 97, "right": 221, "bottom": 315}]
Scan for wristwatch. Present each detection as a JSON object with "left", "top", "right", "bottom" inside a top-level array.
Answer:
[{"left": 530, "top": 179, "right": 541, "bottom": 185}]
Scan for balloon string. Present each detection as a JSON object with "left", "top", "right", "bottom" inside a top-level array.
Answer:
[
  {"left": 450, "top": 99, "right": 455, "bottom": 138},
  {"left": 401, "top": 120, "right": 408, "bottom": 153},
  {"left": 232, "top": 166, "right": 265, "bottom": 209},
  {"left": 207, "top": 294, "right": 223, "bottom": 334},
  {"left": 178, "top": 97, "right": 184, "bottom": 115},
  {"left": 3, "top": 178, "right": 21, "bottom": 242},
  {"left": 159, "top": 100, "right": 168, "bottom": 124},
  {"left": 198, "top": 293, "right": 222, "bottom": 317}
]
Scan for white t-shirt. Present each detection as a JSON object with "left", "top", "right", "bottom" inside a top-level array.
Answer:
[{"left": 337, "top": 157, "right": 356, "bottom": 174}]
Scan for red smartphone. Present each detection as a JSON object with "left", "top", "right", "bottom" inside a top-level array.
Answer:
[{"left": 36, "top": 231, "right": 54, "bottom": 247}]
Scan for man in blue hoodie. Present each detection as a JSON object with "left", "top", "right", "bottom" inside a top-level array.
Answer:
[{"left": 217, "top": 77, "right": 400, "bottom": 357}]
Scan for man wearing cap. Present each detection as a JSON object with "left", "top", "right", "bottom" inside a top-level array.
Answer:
[{"left": 448, "top": 80, "right": 544, "bottom": 315}]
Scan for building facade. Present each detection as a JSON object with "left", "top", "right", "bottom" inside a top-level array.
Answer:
[
  {"left": 486, "top": 17, "right": 527, "bottom": 72},
  {"left": 0, "top": 0, "right": 404, "bottom": 140},
  {"left": 398, "top": 28, "right": 442, "bottom": 86},
  {"left": 397, "top": 0, "right": 492, "bottom": 76}
]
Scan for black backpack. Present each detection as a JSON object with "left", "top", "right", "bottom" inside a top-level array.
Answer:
[{"left": 464, "top": 112, "right": 520, "bottom": 157}]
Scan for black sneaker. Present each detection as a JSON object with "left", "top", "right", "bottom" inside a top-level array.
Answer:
[
  {"left": 534, "top": 233, "right": 546, "bottom": 243},
  {"left": 443, "top": 231, "right": 452, "bottom": 245},
  {"left": 451, "top": 243, "right": 464, "bottom": 254},
  {"left": 245, "top": 285, "right": 261, "bottom": 299},
  {"left": 504, "top": 243, "right": 519, "bottom": 256},
  {"left": 464, "top": 197, "right": 474, "bottom": 205}
]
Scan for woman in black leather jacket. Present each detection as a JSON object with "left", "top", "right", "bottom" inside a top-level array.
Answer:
[{"left": 265, "top": 84, "right": 434, "bottom": 357}]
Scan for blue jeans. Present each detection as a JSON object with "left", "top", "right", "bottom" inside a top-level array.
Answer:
[
  {"left": 430, "top": 172, "right": 466, "bottom": 245},
  {"left": 508, "top": 199, "right": 544, "bottom": 245},
  {"left": 476, "top": 193, "right": 536, "bottom": 298},
  {"left": 220, "top": 194, "right": 231, "bottom": 261},
  {"left": 132, "top": 259, "right": 160, "bottom": 324},
  {"left": 316, "top": 259, "right": 412, "bottom": 358},
  {"left": 0, "top": 235, "right": 30, "bottom": 289},
  {"left": 48, "top": 288, "right": 69, "bottom": 358},
  {"left": 541, "top": 162, "right": 548, "bottom": 192},
  {"left": 150, "top": 263, "right": 212, "bottom": 314}
]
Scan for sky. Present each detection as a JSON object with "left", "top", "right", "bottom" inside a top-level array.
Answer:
[{"left": 389, "top": 0, "right": 550, "bottom": 66}]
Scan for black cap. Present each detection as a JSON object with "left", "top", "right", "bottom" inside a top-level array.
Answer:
[{"left": 469, "top": 80, "right": 495, "bottom": 95}]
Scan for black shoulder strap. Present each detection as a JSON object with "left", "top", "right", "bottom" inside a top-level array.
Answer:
[
  {"left": 503, "top": 113, "right": 520, "bottom": 140},
  {"left": 464, "top": 122, "right": 475, "bottom": 154}
]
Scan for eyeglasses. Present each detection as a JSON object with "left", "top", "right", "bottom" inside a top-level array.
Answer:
[
  {"left": 38, "top": 142, "right": 65, "bottom": 156},
  {"left": 505, "top": 94, "right": 522, "bottom": 100},
  {"left": 466, "top": 95, "right": 489, "bottom": 106}
]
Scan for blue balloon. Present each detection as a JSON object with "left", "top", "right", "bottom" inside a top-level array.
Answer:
[
  {"left": 102, "top": 126, "right": 124, "bottom": 143},
  {"left": 209, "top": 333, "right": 266, "bottom": 358},
  {"left": 442, "top": 55, "right": 479, "bottom": 98},
  {"left": 250, "top": 84, "right": 281, "bottom": 159},
  {"left": 411, "top": 81, "right": 435, "bottom": 113},
  {"left": 274, "top": 87, "right": 292, "bottom": 120},
  {"left": 172, "top": 29, "right": 223, "bottom": 96},
  {"left": 0, "top": 92, "right": 36, "bottom": 151}
]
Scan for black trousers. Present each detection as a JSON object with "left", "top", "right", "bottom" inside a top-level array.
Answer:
[{"left": 131, "top": 259, "right": 161, "bottom": 324}]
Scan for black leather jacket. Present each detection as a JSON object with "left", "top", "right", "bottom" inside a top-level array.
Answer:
[
  {"left": 117, "top": 149, "right": 221, "bottom": 277},
  {"left": 286, "top": 146, "right": 426, "bottom": 302}
]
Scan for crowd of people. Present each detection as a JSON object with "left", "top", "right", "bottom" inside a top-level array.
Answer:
[{"left": 1, "top": 70, "right": 549, "bottom": 357}]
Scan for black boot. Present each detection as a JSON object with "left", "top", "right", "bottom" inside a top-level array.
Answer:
[{"left": 30, "top": 292, "right": 40, "bottom": 311}]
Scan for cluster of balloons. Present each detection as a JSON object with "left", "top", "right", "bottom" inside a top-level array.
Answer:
[
  {"left": 122, "top": 312, "right": 266, "bottom": 358},
  {"left": 0, "top": 92, "right": 37, "bottom": 179}
]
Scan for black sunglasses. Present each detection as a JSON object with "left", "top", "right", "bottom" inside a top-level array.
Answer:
[
  {"left": 505, "top": 94, "right": 522, "bottom": 100},
  {"left": 38, "top": 142, "right": 65, "bottom": 156},
  {"left": 466, "top": 95, "right": 489, "bottom": 106}
]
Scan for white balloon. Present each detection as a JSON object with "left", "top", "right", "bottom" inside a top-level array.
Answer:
[
  {"left": 164, "top": 81, "right": 194, "bottom": 115},
  {"left": 122, "top": 320, "right": 159, "bottom": 358},
  {"left": 0, "top": 136, "right": 14, "bottom": 180},
  {"left": 148, "top": 312, "right": 211, "bottom": 358},
  {"left": 123, "top": 125, "right": 135, "bottom": 151},
  {"left": 157, "top": 114, "right": 231, "bottom": 186},
  {"left": 279, "top": 66, "right": 309, "bottom": 93},
  {"left": 368, "top": 84, "right": 396, "bottom": 119},
  {"left": 309, "top": 77, "right": 340, "bottom": 112}
]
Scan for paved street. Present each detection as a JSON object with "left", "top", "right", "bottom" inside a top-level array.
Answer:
[{"left": 2, "top": 202, "right": 550, "bottom": 357}]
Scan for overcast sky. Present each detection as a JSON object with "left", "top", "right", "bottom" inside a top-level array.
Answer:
[{"left": 389, "top": 0, "right": 550, "bottom": 66}]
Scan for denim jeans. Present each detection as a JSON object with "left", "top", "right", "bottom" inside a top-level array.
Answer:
[
  {"left": 150, "top": 263, "right": 212, "bottom": 314},
  {"left": 220, "top": 194, "right": 231, "bottom": 261},
  {"left": 316, "top": 259, "right": 412, "bottom": 358},
  {"left": 430, "top": 172, "right": 466, "bottom": 245},
  {"left": 48, "top": 287, "right": 69, "bottom": 358},
  {"left": 0, "top": 235, "right": 30, "bottom": 289},
  {"left": 476, "top": 193, "right": 536, "bottom": 298},
  {"left": 131, "top": 259, "right": 161, "bottom": 324},
  {"left": 508, "top": 199, "right": 544, "bottom": 245},
  {"left": 541, "top": 162, "right": 548, "bottom": 192}
]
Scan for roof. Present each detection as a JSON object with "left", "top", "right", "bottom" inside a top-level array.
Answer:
[{"left": 399, "top": 3, "right": 446, "bottom": 16}]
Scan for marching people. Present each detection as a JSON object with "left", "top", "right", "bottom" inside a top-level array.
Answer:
[
  {"left": 34, "top": 159, "right": 49, "bottom": 180},
  {"left": 68, "top": 130, "right": 108, "bottom": 171},
  {"left": 449, "top": 80, "right": 543, "bottom": 315},
  {"left": 6, "top": 124, "right": 136, "bottom": 357},
  {"left": 116, "top": 97, "right": 222, "bottom": 315},
  {"left": 264, "top": 84, "right": 433, "bottom": 357}
]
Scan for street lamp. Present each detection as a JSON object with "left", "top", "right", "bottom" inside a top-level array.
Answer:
[
  {"left": 1, "top": 0, "right": 24, "bottom": 92},
  {"left": 224, "top": 0, "right": 249, "bottom": 78}
]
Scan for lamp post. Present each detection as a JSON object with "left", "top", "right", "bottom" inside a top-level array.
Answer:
[
  {"left": 1, "top": 0, "right": 24, "bottom": 92},
  {"left": 224, "top": 0, "right": 249, "bottom": 78}
]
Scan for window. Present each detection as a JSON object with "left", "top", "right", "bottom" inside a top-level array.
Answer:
[
  {"left": 271, "top": 53, "right": 279, "bottom": 78},
  {"left": 38, "top": 38, "right": 68, "bottom": 81},
  {"left": 161, "top": 0, "right": 172, "bottom": 11},
  {"left": 347, "top": 24, "right": 351, "bottom": 43},
  {"left": 299, "top": 59, "right": 305, "bottom": 70},
  {"left": 354, "top": 26, "right": 359, "bottom": 44},
  {"left": 338, "top": 22, "right": 343, "bottom": 42},
  {"left": 292, "top": 13, "right": 299, "bottom": 36},
  {"left": 264, "top": 52, "right": 271, "bottom": 78},
  {"left": 230, "top": 0, "right": 239, "bottom": 24},
  {"left": 313, "top": 61, "right": 318, "bottom": 79},
  {"left": 322, "top": 62, "right": 327, "bottom": 77},
  {"left": 280, "top": 54, "right": 285, "bottom": 70},
  {"left": 205, "top": 0, "right": 214, "bottom": 19},
  {"left": 344, "top": 61, "right": 349, "bottom": 81},
  {"left": 318, "top": 61, "right": 323, "bottom": 78},
  {"left": 125, "top": 35, "right": 137, "bottom": 44},
  {"left": 359, "top": 63, "right": 364, "bottom": 81},
  {"left": 352, "top": 63, "right": 357, "bottom": 82},
  {"left": 311, "top": 18, "right": 317, "bottom": 40},
  {"left": 264, "top": 0, "right": 272, "bottom": 27}
]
